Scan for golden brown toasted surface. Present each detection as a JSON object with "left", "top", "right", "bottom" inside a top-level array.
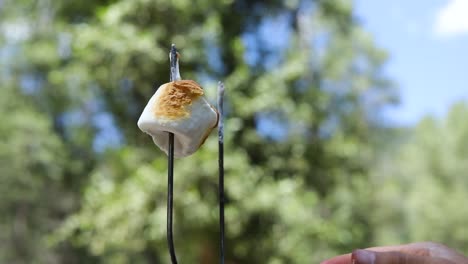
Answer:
[{"left": 153, "top": 80, "right": 204, "bottom": 119}]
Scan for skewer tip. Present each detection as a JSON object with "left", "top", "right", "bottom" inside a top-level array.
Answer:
[
  {"left": 169, "top": 44, "right": 181, "bottom": 81},
  {"left": 217, "top": 82, "right": 224, "bottom": 144}
]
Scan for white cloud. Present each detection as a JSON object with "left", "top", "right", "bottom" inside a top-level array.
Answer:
[{"left": 434, "top": 0, "right": 468, "bottom": 37}]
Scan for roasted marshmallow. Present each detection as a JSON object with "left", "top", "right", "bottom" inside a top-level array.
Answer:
[{"left": 137, "top": 80, "right": 218, "bottom": 157}]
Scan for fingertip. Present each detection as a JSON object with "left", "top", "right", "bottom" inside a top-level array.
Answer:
[
  {"left": 319, "top": 260, "right": 339, "bottom": 264},
  {"left": 320, "top": 253, "right": 353, "bottom": 264},
  {"left": 352, "top": 249, "right": 376, "bottom": 264}
]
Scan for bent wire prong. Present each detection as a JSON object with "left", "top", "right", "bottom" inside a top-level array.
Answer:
[
  {"left": 167, "top": 44, "right": 178, "bottom": 264},
  {"left": 217, "top": 81, "right": 225, "bottom": 264}
]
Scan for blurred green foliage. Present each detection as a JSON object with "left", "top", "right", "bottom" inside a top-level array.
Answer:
[
  {"left": 0, "top": 0, "right": 466, "bottom": 263},
  {"left": 371, "top": 103, "right": 468, "bottom": 251}
]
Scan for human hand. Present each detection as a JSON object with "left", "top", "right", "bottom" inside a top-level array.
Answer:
[{"left": 321, "top": 242, "right": 468, "bottom": 264}]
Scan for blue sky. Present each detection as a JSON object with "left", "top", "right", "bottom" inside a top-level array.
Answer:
[{"left": 355, "top": 0, "right": 468, "bottom": 125}]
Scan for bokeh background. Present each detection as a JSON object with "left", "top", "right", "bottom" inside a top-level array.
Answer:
[{"left": 1, "top": 0, "right": 467, "bottom": 263}]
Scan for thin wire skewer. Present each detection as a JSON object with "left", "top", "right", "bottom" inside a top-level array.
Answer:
[
  {"left": 217, "top": 81, "right": 225, "bottom": 264},
  {"left": 167, "top": 44, "right": 178, "bottom": 264},
  {"left": 167, "top": 132, "right": 177, "bottom": 264}
]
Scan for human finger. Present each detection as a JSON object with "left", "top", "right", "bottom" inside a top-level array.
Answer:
[{"left": 352, "top": 249, "right": 455, "bottom": 264}]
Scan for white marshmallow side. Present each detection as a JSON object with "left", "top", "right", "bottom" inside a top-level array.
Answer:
[{"left": 137, "top": 86, "right": 218, "bottom": 158}]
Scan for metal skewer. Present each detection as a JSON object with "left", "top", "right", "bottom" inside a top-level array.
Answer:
[
  {"left": 166, "top": 44, "right": 225, "bottom": 264},
  {"left": 217, "top": 82, "right": 225, "bottom": 264},
  {"left": 167, "top": 44, "right": 179, "bottom": 264}
]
